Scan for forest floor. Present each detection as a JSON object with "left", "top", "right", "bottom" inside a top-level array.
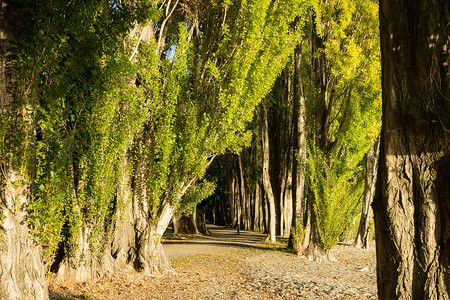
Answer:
[{"left": 48, "top": 225, "right": 377, "bottom": 299}]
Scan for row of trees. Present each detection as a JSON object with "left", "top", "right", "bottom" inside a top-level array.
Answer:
[
  {"left": 210, "top": 0, "right": 381, "bottom": 259},
  {"left": 0, "top": 0, "right": 448, "bottom": 299},
  {"left": 0, "top": 0, "right": 307, "bottom": 298},
  {"left": 179, "top": 1, "right": 450, "bottom": 299}
]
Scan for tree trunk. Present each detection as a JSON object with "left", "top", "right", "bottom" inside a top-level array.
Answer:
[
  {"left": 302, "top": 195, "right": 335, "bottom": 261},
  {"left": 289, "top": 41, "right": 307, "bottom": 253},
  {"left": 238, "top": 153, "right": 250, "bottom": 230},
  {"left": 353, "top": 138, "right": 380, "bottom": 250},
  {"left": 54, "top": 144, "right": 174, "bottom": 280},
  {"left": 283, "top": 169, "right": 293, "bottom": 238},
  {"left": 0, "top": 2, "right": 49, "bottom": 298},
  {"left": 235, "top": 171, "right": 242, "bottom": 234},
  {"left": 253, "top": 178, "right": 261, "bottom": 232},
  {"left": 173, "top": 216, "right": 196, "bottom": 234},
  {"left": 269, "top": 104, "right": 282, "bottom": 236},
  {"left": 229, "top": 170, "right": 236, "bottom": 228},
  {"left": 374, "top": 0, "right": 450, "bottom": 298},
  {"left": 118, "top": 145, "right": 174, "bottom": 275},
  {"left": 221, "top": 191, "right": 229, "bottom": 227},
  {"left": 262, "top": 99, "right": 277, "bottom": 243},
  {"left": 173, "top": 205, "right": 210, "bottom": 235},
  {"left": 263, "top": 184, "right": 269, "bottom": 234}
]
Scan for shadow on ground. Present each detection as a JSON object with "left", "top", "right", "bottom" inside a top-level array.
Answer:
[{"left": 162, "top": 224, "right": 288, "bottom": 259}]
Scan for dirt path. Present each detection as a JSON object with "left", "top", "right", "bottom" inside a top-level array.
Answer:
[
  {"left": 163, "top": 225, "right": 267, "bottom": 259},
  {"left": 48, "top": 225, "right": 377, "bottom": 299}
]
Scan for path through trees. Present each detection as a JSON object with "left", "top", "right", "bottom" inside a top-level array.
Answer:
[{"left": 48, "top": 225, "right": 377, "bottom": 299}]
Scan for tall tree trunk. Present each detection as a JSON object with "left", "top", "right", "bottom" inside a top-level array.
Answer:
[
  {"left": 229, "top": 169, "right": 236, "bottom": 228},
  {"left": 262, "top": 99, "right": 277, "bottom": 243},
  {"left": 221, "top": 189, "right": 229, "bottom": 227},
  {"left": 253, "top": 178, "right": 261, "bottom": 232},
  {"left": 0, "top": 2, "right": 48, "bottom": 298},
  {"left": 235, "top": 172, "right": 242, "bottom": 234},
  {"left": 263, "top": 183, "right": 269, "bottom": 234},
  {"left": 289, "top": 41, "right": 307, "bottom": 253},
  {"left": 375, "top": 0, "right": 450, "bottom": 298},
  {"left": 282, "top": 168, "right": 293, "bottom": 238},
  {"left": 238, "top": 153, "right": 249, "bottom": 230},
  {"left": 269, "top": 104, "right": 282, "bottom": 235},
  {"left": 279, "top": 166, "right": 286, "bottom": 236},
  {"left": 353, "top": 138, "right": 380, "bottom": 250}
]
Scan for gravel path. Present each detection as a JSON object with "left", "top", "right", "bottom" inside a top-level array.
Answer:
[
  {"left": 49, "top": 225, "right": 377, "bottom": 299},
  {"left": 165, "top": 225, "right": 377, "bottom": 299}
]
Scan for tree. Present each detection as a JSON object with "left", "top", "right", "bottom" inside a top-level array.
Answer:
[
  {"left": 302, "top": 0, "right": 381, "bottom": 260},
  {"left": 213, "top": 1, "right": 381, "bottom": 255},
  {"left": 261, "top": 97, "right": 277, "bottom": 243},
  {"left": 0, "top": 1, "right": 48, "bottom": 298},
  {"left": 353, "top": 138, "right": 379, "bottom": 250},
  {"left": 5, "top": 0, "right": 307, "bottom": 284},
  {"left": 374, "top": 0, "right": 449, "bottom": 298},
  {"left": 289, "top": 40, "right": 307, "bottom": 253}
]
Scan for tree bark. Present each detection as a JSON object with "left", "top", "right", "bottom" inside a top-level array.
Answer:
[
  {"left": 54, "top": 142, "right": 174, "bottom": 280},
  {"left": 173, "top": 215, "right": 198, "bottom": 234},
  {"left": 0, "top": 2, "right": 49, "bottom": 298},
  {"left": 374, "top": 0, "right": 450, "bottom": 298},
  {"left": 289, "top": 41, "right": 307, "bottom": 252},
  {"left": 281, "top": 168, "right": 292, "bottom": 238},
  {"left": 173, "top": 205, "right": 210, "bottom": 235},
  {"left": 353, "top": 138, "right": 380, "bottom": 250},
  {"left": 262, "top": 99, "right": 277, "bottom": 243}
]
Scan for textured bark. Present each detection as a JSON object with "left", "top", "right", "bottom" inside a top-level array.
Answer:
[
  {"left": 269, "top": 105, "right": 282, "bottom": 235},
  {"left": 112, "top": 145, "right": 174, "bottom": 275},
  {"left": 374, "top": 0, "right": 450, "bottom": 299},
  {"left": 353, "top": 139, "right": 379, "bottom": 250},
  {"left": 53, "top": 139, "right": 174, "bottom": 280},
  {"left": 290, "top": 41, "right": 307, "bottom": 252},
  {"left": 173, "top": 215, "right": 197, "bottom": 234},
  {"left": 253, "top": 178, "right": 262, "bottom": 232},
  {"left": 301, "top": 196, "right": 335, "bottom": 261},
  {"left": 173, "top": 206, "right": 211, "bottom": 235},
  {"left": 0, "top": 1, "right": 49, "bottom": 298},
  {"left": 262, "top": 99, "right": 277, "bottom": 243}
]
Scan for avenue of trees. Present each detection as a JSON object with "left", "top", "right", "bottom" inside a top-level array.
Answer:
[
  {"left": 211, "top": 0, "right": 381, "bottom": 260},
  {"left": 0, "top": 0, "right": 448, "bottom": 299}
]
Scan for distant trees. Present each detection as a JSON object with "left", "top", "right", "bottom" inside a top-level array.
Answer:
[
  {"left": 375, "top": 0, "right": 449, "bottom": 298},
  {"left": 220, "top": 0, "right": 381, "bottom": 259}
]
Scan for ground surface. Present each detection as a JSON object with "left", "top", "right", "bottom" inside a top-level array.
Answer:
[{"left": 48, "top": 225, "right": 377, "bottom": 299}]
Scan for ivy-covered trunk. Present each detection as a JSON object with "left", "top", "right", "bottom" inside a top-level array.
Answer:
[
  {"left": 105, "top": 149, "right": 174, "bottom": 278},
  {"left": 0, "top": 1, "right": 48, "bottom": 298},
  {"left": 374, "top": 0, "right": 449, "bottom": 298}
]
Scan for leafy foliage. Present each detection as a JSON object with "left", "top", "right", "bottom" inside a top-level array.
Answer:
[
  {"left": 5, "top": 0, "right": 309, "bottom": 267},
  {"left": 305, "top": 0, "right": 381, "bottom": 250},
  {"left": 11, "top": 0, "right": 157, "bottom": 261}
]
